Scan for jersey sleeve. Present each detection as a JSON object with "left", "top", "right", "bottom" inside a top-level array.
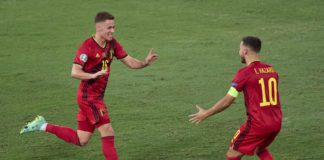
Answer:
[
  {"left": 230, "top": 68, "right": 249, "bottom": 92},
  {"left": 113, "top": 40, "right": 128, "bottom": 59},
  {"left": 73, "top": 44, "right": 89, "bottom": 66}
]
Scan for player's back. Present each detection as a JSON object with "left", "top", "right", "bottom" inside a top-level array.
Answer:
[{"left": 242, "top": 61, "right": 282, "bottom": 133}]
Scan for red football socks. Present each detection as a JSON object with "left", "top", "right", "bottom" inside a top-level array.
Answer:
[
  {"left": 257, "top": 149, "right": 273, "bottom": 160},
  {"left": 227, "top": 156, "right": 241, "bottom": 160},
  {"left": 102, "top": 136, "right": 118, "bottom": 160},
  {"left": 45, "top": 124, "right": 80, "bottom": 146}
]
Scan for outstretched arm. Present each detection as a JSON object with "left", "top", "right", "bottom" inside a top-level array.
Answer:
[
  {"left": 120, "top": 48, "right": 158, "bottom": 69},
  {"left": 189, "top": 94, "right": 236, "bottom": 124},
  {"left": 71, "top": 64, "right": 107, "bottom": 80}
]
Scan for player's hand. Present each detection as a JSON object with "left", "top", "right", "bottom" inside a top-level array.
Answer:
[
  {"left": 145, "top": 48, "right": 158, "bottom": 66},
  {"left": 92, "top": 69, "right": 107, "bottom": 79},
  {"left": 189, "top": 105, "right": 208, "bottom": 124}
]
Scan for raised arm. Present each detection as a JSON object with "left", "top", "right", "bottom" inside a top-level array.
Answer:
[{"left": 120, "top": 48, "right": 158, "bottom": 69}]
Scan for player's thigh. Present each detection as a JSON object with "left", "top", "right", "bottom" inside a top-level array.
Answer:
[
  {"left": 98, "top": 123, "right": 114, "bottom": 137},
  {"left": 258, "top": 132, "right": 279, "bottom": 150},
  {"left": 230, "top": 123, "right": 257, "bottom": 155},
  {"left": 77, "top": 130, "right": 93, "bottom": 146}
]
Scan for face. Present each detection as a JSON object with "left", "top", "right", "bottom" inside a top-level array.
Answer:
[
  {"left": 239, "top": 41, "right": 247, "bottom": 64},
  {"left": 96, "top": 20, "right": 115, "bottom": 41}
]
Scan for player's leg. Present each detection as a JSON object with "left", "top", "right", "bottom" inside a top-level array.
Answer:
[
  {"left": 76, "top": 120, "right": 95, "bottom": 146},
  {"left": 83, "top": 100, "right": 117, "bottom": 160},
  {"left": 98, "top": 123, "right": 114, "bottom": 136},
  {"left": 46, "top": 113, "right": 97, "bottom": 146},
  {"left": 255, "top": 132, "right": 279, "bottom": 160},
  {"left": 227, "top": 122, "right": 257, "bottom": 159},
  {"left": 45, "top": 123, "right": 83, "bottom": 146},
  {"left": 88, "top": 101, "right": 118, "bottom": 160},
  {"left": 226, "top": 148, "right": 243, "bottom": 160},
  {"left": 227, "top": 127, "right": 244, "bottom": 160},
  {"left": 76, "top": 130, "right": 92, "bottom": 146},
  {"left": 20, "top": 115, "right": 85, "bottom": 146},
  {"left": 256, "top": 148, "right": 273, "bottom": 160},
  {"left": 98, "top": 123, "right": 118, "bottom": 160}
]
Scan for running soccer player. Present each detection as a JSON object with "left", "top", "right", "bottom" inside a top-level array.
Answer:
[
  {"left": 20, "top": 11, "right": 158, "bottom": 160},
  {"left": 189, "top": 36, "right": 282, "bottom": 160}
]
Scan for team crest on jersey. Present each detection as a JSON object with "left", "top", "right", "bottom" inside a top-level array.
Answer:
[
  {"left": 103, "top": 49, "right": 114, "bottom": 59},
  {"left": 100, "top": 108, "right": 106, "bottom": 116},
  {"left": 95, "top": 53, "right": 100, "bottom": 58},
  {"left": 79, "top": 53, "right": 88, "bottom": 62}
]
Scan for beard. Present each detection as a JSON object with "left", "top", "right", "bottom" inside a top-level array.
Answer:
[{"left": 241, "top": 57, "right": 246, "bottom": 64}]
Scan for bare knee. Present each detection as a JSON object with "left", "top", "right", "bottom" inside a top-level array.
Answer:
[
  {"left": 98, "top": 123, "right": 114, "bottom": 137},
  {"left": 79, "top": 138, "right": 89, "bottom": 146},
  {"left": 77, "top": 130, "right": 92, "bottom": 147},
  {"left": 226, "top": 147, "right": 243, "bottom": 158}
]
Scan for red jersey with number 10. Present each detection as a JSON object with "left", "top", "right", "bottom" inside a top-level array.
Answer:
[
  {"left": 73, "top": 37, "right": 127, "bottom": 102},
  {"left": 231, "top": 61, "right": 282, "bottom": 132}
]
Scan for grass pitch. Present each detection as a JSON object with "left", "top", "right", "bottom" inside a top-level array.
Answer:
[{"left": 0, "top": 0, "right": 323, "bottom": 159}]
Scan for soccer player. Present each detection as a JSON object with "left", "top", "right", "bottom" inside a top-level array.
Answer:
[
  {"left": 20, "top": 11, "right": 158, "bottom": 160},
  {"left": 189, "top": 36, "right": 282, "bottom": 160}
]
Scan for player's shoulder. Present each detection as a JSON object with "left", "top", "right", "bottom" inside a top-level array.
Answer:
[
  {"left": 80, "top": 37, "right": 95, "bottom": 47},
  {"left": 235, "top": 61, "right": 262, "bottom": 76},
  {"left": 258, "top": 61, "right": 273, "bottom": 67},
  {"left": 111, "top": 37, "right": 121, "bottom": 46},
  {"left": 233, "top": 66, "right": 250, "bottom": 80},
  {"left": 77, "top": 37, "right": 96, "bottom": 52},
  {"left": 236, "top": 65, "right": 250, "bottom": 74},
  {"left": 257, "top": 61, "right": 278, "bottom": 72},
  {"left": 247, "top": 61, "right": 274, "bottom": 70}
]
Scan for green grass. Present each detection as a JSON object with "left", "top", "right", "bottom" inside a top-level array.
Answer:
[{"left": 1, "top": 0, "right": 324, "bottom": 159}]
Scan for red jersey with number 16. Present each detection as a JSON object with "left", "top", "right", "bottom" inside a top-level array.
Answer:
[
  {"left": 73, "top": 37, "right": 127, "bottom": 102},
  {"left": 231, "top": 61, "right": 282, "bottom": 133}
]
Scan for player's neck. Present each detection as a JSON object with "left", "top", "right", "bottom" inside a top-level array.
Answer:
[
  {"left": 245, "top": 54, "right": 260, "bottom": 65},
  {"left": 93, "top": 34, "right": 106, "bottom": 48}
]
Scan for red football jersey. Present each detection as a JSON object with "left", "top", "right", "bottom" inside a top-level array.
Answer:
[
  {"left": 231, "top": 61, "right": 282, "bottom": 132},
  {"left": 73, "top": 37, "right": 127, "bottom": 101}
]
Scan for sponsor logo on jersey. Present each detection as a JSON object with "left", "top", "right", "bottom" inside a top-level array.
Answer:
[
  {"left": 80, "top": 54, "right": 88, "bottom": 62},
  {"left": 100, "top": 108, "right": 106, "bottom": 116}
]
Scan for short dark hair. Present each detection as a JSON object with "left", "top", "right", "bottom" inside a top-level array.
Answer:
[
  {"left": 242, "top": 36, "right": 262, "bottom": 53},
  {"left": 95, "top": 11, "right": 114, "bottom": 23}
]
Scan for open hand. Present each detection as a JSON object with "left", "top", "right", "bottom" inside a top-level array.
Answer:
[{"left": 189, "top": 105, "right": 208, "bottom": 124}]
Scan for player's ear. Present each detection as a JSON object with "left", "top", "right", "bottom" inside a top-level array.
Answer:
[
  {"left": 243, "top": 48, "right": 248, "bottom": 55},
  {"left": 95, "top": 23, "right": 102, "bottom": 31}
]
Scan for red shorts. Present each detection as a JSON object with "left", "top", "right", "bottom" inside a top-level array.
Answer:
[
  {"left": 230, "top": 122, "right": 280, "bottom": 155},
  {"left": 76, "top": 100, "right": 110, "bottom": 133}
]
